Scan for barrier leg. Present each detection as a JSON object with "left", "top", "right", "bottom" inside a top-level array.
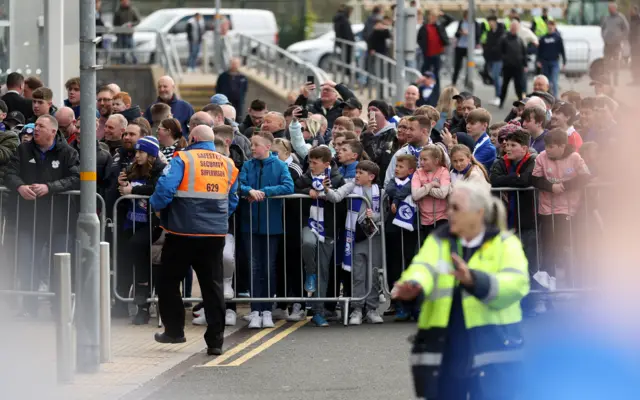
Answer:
[
  {"left": 100, "top": 242, "right": 111, "bottom": 363},
  {"left": 342, "top": 298, "right": 349, "bottom": 327},
  {"left": 56, "top": 253, "right": 74, "bottom": 384}
]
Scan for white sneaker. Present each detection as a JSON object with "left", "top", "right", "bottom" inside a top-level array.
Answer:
[
  {"left": 242, "top": 313, "right": 252, "bottom": 322},
  {"left": 534, "top": 300, "right": 547, "bottom": 314},
  {"left": 287, "top": 303, "right": 306, "bottom": 322},
  {"left": 262, "top": 311, "right": 275, "bottom": 328},
  {"left": 349, "top": 309, "right": 363, "bottom": 325},
  {"left": 193, "top": 308, "right": 204, "bottom": 318},
  {"left": 223, "top": 278, "right": 234, "bottom": 300},
  {"left": 366, "top": 309, "right": 384, "bottom": 324},
  {"left": 271, "top": 307, "right": 288, "bottom": 320},
  {"left": 489, "top": 98, "right": 501, "bottom": 107},
  {"left": 225, "top": 309, "right": 237, "bottom": 326},
  {"left": 248, "top": 311, "right": 262, "bottom": 329},
  {"left": 192, "top": 313, "right": 207, "bottom": 326}
]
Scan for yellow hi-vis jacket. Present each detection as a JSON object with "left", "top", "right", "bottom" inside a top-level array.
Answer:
[
  {"left": 533, "top": 16, "right": 549, "bottom": 37},
  {"left": 399, "top": 226, "right": 529, "bottom": 399}
]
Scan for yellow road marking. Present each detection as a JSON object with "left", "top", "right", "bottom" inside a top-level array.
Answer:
[
  {"left": 226, "top": 318, "right": 310, "bottom": 367},
  {"left": 202, "top": 320, "right": 286, "bottom": 367}
]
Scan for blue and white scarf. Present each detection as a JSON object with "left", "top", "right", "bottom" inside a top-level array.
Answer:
[
  {"left": 391, "top": 177, "right": 416, "bottom": 232},
  {"left": 308, "top": 174, "right": 327, "bottom": 242},
  {"left": 343, "top": 184, "right": 380, "bottom": 272}
]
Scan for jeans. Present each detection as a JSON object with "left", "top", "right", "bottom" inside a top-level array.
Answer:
[
  {"left": 489, "top": 61, "right": 503, "bottom": 98},
  {"left": 187, "top": 41, "right": 201, "bottom": 70},
  {"left": 118, "top": 34, "right": 137, "bottom": 65},
  {"left": 244, "top": 233, "right": 280, "bottom": 312},
  {"left": 542, "top": 60, "right": 560, "bottom": 97}
]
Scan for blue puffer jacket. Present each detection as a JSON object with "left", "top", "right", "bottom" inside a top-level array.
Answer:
[{"left": 239, "top": 153, "right": 294, "bottom": 235}]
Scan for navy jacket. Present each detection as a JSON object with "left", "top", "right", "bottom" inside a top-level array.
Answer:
[
  {"left": 143, "top": 95, "right": 194, "bottom": 137},
  {"left": 537, "top": 31, "right": 566, "bottom": 64},
  {"left": 216, "top": 72, "right": 248, "bottom": 112},
  {"left": 239, "top": 153, "right": 294, "bottom": 235}
]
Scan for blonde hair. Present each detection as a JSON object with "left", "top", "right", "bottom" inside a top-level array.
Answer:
[
  {"left": 436, "top": 86, "right": 459, "bottom": 115},
  {"left": 420, "top": 144, "right": 447, "bottom": 168},
  {"left": 450, "top": 144, "right": 489, "bottom": 182},
  {"left": 454, "top": 180, "right": 507, "bottom": 231}
]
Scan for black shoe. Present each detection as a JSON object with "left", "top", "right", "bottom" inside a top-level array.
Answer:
[
  {"left": 132, "top": 308, "right": 150, "bottom": 325},
  {"left": 154, "top": 332, "right": 187, "bottom": 344},
  {"left": 207, "top": 347, "right": 223, "bottom": 356}
]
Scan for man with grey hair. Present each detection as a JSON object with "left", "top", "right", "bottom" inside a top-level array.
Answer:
[
  {"left": 260, "top": 111, "right": 286, "bottom": 138},
  {"left": 219, "top": 104, "right": 251, "bottom": 159},
  {"left": 144, "top": 75, "right": 195, "bottom": 134},
  {"left": 188, "top": 111, "right": 214, "bottom": 134},
  {"left": 5, "top": 113, "right": 80, "bottom": 316},
  {"left": 150, "top": 124, "right": 238, "bottom": 356},
  {"left": 532, "top": 75, "right": 550, "bottom": 94},
  {"left": 104, "top": 114, "right": 128, "bottom": 155}
]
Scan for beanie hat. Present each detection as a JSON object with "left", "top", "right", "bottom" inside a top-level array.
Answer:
[
  {"left": 367, "top": 100, "right": 391, "bottom": 119},
  {"left": 498, "top": 120, "right": 521, "bottom": 140},
  {"left": 19, "top": 123, "right": 35, "bottom": 139},
  {"left": 135, "top": 136, "right": 160, "bottom": 158}
]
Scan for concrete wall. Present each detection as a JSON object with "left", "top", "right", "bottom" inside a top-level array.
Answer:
[{"left": 97, "top": 65, "right": 165, "bottom": 110}]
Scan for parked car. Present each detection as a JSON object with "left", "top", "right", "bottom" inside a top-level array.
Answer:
[
  {"left": 132, "top": 8, "right": 279, "bottom": 64},
  {"left": 286, "top": 24, "right": 366, "bottom": 70}
]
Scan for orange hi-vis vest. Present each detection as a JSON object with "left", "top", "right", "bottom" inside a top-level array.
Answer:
[{"left": 162, "top": 149, "right": 238, "bottom": 237}]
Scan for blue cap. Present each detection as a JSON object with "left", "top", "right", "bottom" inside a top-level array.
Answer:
[
  {"left": 135, "top": 136, "right": 160, "bottom": 158},
  {"left": 423, "top": 71, "right": 436, "bottom": 79},
  {"left": 210, "top": 93, "right": 231, "bottom": 105}
]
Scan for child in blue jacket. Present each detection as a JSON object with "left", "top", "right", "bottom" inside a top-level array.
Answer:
[{"left": 239, "top": 131, "right": 294, "bottom": 330}]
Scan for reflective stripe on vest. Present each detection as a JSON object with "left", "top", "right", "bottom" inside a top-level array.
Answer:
[
  {"left": 176, "top": 150, "right": 235, "bottom": 200},
  {"left": 534, "top": 16, "right": 548, "bottom": 37},
  {"left": 480, "top": 20, "right": 489, "bottom": 44}
]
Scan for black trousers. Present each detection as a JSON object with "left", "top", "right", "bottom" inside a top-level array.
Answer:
[
  {"left": 158, "top": 234, "right": 225, "bottom": 347},
  {"left": 452, "top": 47, "right": 468, "bottom": 85},
  {"left": 499, "top": 65, "right": 525, "bottom": 107},
  {"left": 385, "top": 229, "right": 419, "bottom": 290}
]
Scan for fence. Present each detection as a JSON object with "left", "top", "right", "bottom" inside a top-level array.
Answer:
[{"left": 0, "top": 188, "right": 111, "bottom": 383}]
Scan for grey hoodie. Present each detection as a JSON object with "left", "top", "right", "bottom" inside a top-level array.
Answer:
[{"left": 601, "top": 12, "right": 630, "bottom": 45}]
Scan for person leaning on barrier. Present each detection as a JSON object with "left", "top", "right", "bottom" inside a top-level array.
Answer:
[
  {"left": 392, "top": 180, "right": 529, "bottom": 400},
  {"left": 4, "top": 114, "right": 80, "bottom": 317},
  {"left": 149, "top": 125, "right": 239, "bottom": 356}
]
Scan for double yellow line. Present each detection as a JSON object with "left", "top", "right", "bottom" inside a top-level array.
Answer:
[{"left": 203, "top": 318, "right": 309, "bottom": 367}]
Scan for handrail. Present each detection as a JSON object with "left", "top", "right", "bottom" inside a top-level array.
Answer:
[
  {"left": 234, "top": 31, "right": 330, "bottom": 93},
  {"left": 332, "top": 37, "right": 422, "bottom": 103}
]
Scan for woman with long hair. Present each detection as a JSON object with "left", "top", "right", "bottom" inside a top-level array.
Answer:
[
  {"left": 157, "top": 118, "right": 187, "bottom": 162},
  {"left": 435, "top": 86, "right": 459, "bottom": 131}
]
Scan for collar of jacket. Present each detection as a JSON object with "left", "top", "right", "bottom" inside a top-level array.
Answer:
[{"left": 186, "top": 141, "right": 215, "bottom": 152}]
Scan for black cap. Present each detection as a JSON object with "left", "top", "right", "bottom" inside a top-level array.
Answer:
[
  {"left": 452, "top": 91, "right": 473, "bottom": 101},
  {"left": 340, "top": 97, "right": 362, "bottom": 110},
  {"left": 529, "top": 91, "right": 555, "bottom": 107},
  {"left": 513, "top": 98, "right": 528, "bottom": 107},
  {"left": 5, "top": 111, "right": 25, "bottom": 125}
]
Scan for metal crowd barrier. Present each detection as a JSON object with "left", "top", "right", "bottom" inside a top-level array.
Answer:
[
  {"left": 112, "top": 193, "right": 378, "bottom": 326},
  {"left": 378, "top": 182, "right": 609, "bottom": 301}
]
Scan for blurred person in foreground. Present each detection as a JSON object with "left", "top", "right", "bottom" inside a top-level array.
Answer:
[{"left": 393, "top": 180, "right": 529, "bottom": 400}]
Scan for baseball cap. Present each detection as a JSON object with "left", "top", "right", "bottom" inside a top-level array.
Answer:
[
  {"left": 340, "top": 97, "right": 362, "bottom": 110},
  {"left": 5, "top": 111, "right": 25, "bottom": 125},
  {"left": 452, "top": 91, "right": 473, "bottom": 101},
  {"left": 422, "top": 71, "right": 436, "bottom": 79},
  {"left": 210, "top": 93, "right": 231, "bottom": 105},
  {"left": 529, "top": 91, "right": 555, "bottom": 107}
]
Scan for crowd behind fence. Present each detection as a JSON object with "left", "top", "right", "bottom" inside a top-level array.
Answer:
[{"left": 0, "top": 183, "right": 608, "bottom": 326}]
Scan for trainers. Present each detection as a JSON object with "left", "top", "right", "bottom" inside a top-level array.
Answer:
[
  {"left": 395, "top": 307, "right": 410, "bottom": 322},
  {"left": 349, "top": 309, "right": 363, "bottom": 325},
  {"left": 242, "top": 313, "right": 252, "bottom": 322},
  {"left": 238, "top": 290, "right": 250, "bottom": 298},
  {"left": 248, "top": 311, "right": 262, "bottom": 329},
  {"left": 262, "top": 311, "right": 275, "bottom": 328},
  {"left": 325, "top": 309, "right": 341, "bottom": 322},
  {"left": 132, "top": 308, "right": 150, "bottom": 325},
  {"left": 192, "top": 313, "right": 207, "bottom": 326},
  {"left": 225, "top": 309, "right": 236, "bottom": 326},
  {"left": 271, "top": 307, "right": 288, "bottom": 320},
  {"left": 193, "top": 308, "right": 204, "bottom": 318},
  {"left": 304, "top": 274, "right": 317, "bottom": 293},
  {"left": 311, "top": 313, "right": 329, "bottom": 327},
  {"left": 366, "top": 309, "right": 384, "bottom": 324},
  {"left": 489, "top": 97, "right": 501, "bottom": 107},
  {"left": 287, "top": 303, "right": 306, "bottom": 322},
  {"left": 223, "top": 278, "right": 234, "bottom": 300}
]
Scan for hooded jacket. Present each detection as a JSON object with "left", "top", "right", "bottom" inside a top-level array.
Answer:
[
  {"left": 118, "top": 105, "right": 143, "bottom": 123},
  {"left": 537, "top": 31, "right": 566, "bottom": 64},
  {"left": 490, "top": 152, "right": 537, "bottom": 231},
  {"left": 361, "top": 123, "right": 399, "bottom": 184},
  {"left": 238, "top": 152, "right": 294, "bottom": 235},
  {"left": 0, "top": 129, "right": 19, "bottom": 185},
  {"left": 500, "top": 32, "right": 528, "bottom": 68},
  {"left": 4, "top": 137, "right": 80, "bottom": 233},
  {"left": 333, "top": 10, "right": 355, "bottom": 42}
]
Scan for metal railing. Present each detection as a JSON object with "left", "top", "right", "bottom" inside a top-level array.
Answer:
[
  {"left": 112, "top": 193, "right": 380, "bottom": 326},
  {"left": 234, "top": 32, "right": 330, "bottom": 93},
  {"left": 331, "top": 38, "right": 423, "bottom": 103}
]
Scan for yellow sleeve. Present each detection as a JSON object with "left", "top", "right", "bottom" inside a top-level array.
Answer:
[{"left": 482, "top": 233, "right": 530, "bottom": 310}]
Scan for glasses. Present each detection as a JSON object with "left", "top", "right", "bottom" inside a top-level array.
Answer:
[{"left": 97, "top": 97, "right": 112, "bottom": 103}]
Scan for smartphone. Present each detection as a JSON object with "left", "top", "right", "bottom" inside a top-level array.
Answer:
[
  {"left": 307, "top": 75, "right": 315, "bottom": 85},
  {"left": 369, "top": 111, "right": 376, "bottom": 121},
  {"left": 300, "top": 108, "right": 309, "bottom": 119},
  {"left": 444, "top": 121, "right": 451, "bottom": 130},
  {"left": 324, "top": 167, "right": 331, "bottom": 177}
]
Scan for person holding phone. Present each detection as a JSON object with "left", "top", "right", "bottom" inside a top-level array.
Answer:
[
  {"left": 360, "top": 100, "right": 399, "bottom": 183},
  {"left": 294, "top": 78, "right": 357, "bottom": 129},
  {"left": 393, "top": 180, "right": 529, "bottom": 400}
]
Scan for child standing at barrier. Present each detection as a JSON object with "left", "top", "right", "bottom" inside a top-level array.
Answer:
[
  {"left": 384, "top": 154, "right": 418, "bottom": 321},
  {"left": 337, "top": 139, "right": 361, "bottom": 182},
  {"left": 449, "top": 144, "right": 490, "bottom": 188},
  {"left": 532, "top": 128, "right": 591, "bottom": 291},
  {"left": 117, "top": 136, "right": 166, "bottom": 325},
  {"left": 239, "top": 131, "right": 294, "bottom": 330},
  {"left": 324, "top": 160, "right": 384, "bottom": 325},
  {"left": 412, "top": 145, "right": 450, "bottom": 243},
  {"left": 296, "top": 146, "right": 346, "bottom": 327}
]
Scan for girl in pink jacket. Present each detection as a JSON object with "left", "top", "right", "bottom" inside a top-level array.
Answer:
[{"left": 412, "top": 145, "right": 450, "bottom": 243}]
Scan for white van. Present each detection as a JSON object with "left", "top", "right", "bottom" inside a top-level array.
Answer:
[{"left": 132, "top": 8, "right": 279, "bottom": 64}]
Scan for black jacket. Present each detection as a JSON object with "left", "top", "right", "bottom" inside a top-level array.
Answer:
[
  {"left": 360, "top": 124, "right": 399, "bottom": 184},
  {"left": 333, "top": 11, "right": 355, "bottom": 42},
  {"left": 500, "top": 33, "right": 528, "bottom": 68},
  {"left": 4, "top": 137, "right": 80, "bottom": 233},
  {"left": 71, "top": 140, "right": 113, "bottom": 199},
  {"left": 483, "top": 26, "right": 505, "bottom": 62},
  {"left": 417, "top": 14, "right": 454, "bottom": 56},
  {"left": 118, "top": 105, "right": 143, "bottom": 123},
  {"left": 106, "top": 147, "right": 136, "bottom": 219},
  {"left": 0, "top": 129, "right": 19, "bottom": 185},
  {"left": 295, "top": 167, "right": 346, "bottom": 240},
  {"left": 1, "top": 92, "right": 34, "bottom": 121},
  {"left": 294, "top": 83, "right": 357, "bottom": 129},
  {"left": 490, "top": 153, "right": 537, "bottom": 231}
]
